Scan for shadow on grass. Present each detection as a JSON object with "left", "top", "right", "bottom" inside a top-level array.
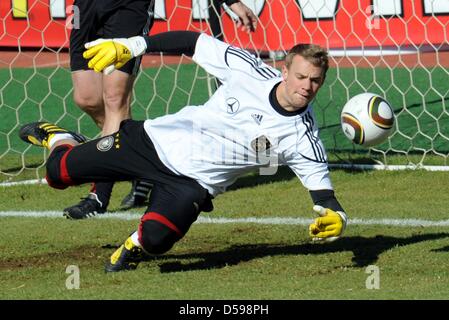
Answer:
[
  {"left": 3, "top": 233, "right": 447, "bottom": 272},
  {"left": 431, "top": 245, "right": 449, "bottom": 252},
  {"left": 227, "top": 166, "right": 295, "bottom": 191},
  {"left": 151, "top": 232, "right": 449, "bottom": 273}
]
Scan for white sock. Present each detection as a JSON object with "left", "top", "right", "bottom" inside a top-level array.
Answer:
[
  {"left": 131, "top": 231, "right": 143, "bottom": 248},
  {"left": 48, "top": 133, "right": 75, "bottom": 149}
]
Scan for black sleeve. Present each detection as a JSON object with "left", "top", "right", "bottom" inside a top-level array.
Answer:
[
  {"left": 309, "top": 189, "right": 345, "bottom": 213},
  {"left": 143, "top": 31, "right": 201, "bottom": 57}
]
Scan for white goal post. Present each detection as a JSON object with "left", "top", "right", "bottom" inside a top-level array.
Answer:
[{"left": 1, "top": 0, "right": 448, "bottom": 184}]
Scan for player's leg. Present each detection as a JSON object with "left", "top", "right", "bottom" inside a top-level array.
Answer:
[
  {"left": 61, "top": 120, "right": 159, "bottom": 219},
  {"left": 105, "top": 179, "right": 212, "bottom": 272},
  {"left": 101, "top": 0, "right": 155, "bottom": 209},
  {"left": 98, "top": 0, "right": 155, "bottom": 136},
  {"left": 120, "top": 180, "right": 153, "bottom": 209},
  {"left": 101, "top": 71, "right": 133, "bottom": 135},
  {"left": 70, "top": 71, "right": 115, "bottom": 216},
  {"left": 18, "top": 121, "right": 94, "bottom": 190},
  {"left": 67, "top": 71, "right": 130, "bottom": 218},
  {"left": 19, "top": 124, "right": 85, "bottom": 192},
  {"left": 70, "top": 0, "right": 104, "bottom": 127},
  {"left": 20, "top": 122, "right": 146, "bottom": 219},
  {"left": 72, "top": 71, "right": 105, "bottom": 128},
  {"left": 68, "top": 0, "right": 116, "bottom": 218},
  {"left": 20, "top": 120, "right": 151, "bottom": 216}
]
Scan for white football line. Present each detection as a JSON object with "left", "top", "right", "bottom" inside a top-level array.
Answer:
[
  {"left": 1, "top": 211, "right": 449, "bottom": 227},
  {"left": 0, "top": 179, "right": 47, "bottom": 187}
]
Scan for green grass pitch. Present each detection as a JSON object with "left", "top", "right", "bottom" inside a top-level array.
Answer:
[{"left": 1, "top": 169, "right": 449, "bottom": 299}]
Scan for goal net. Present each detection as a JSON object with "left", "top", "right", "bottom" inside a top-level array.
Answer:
[{"left": 1, "top": 0, "right": 448, "bottom": 184}]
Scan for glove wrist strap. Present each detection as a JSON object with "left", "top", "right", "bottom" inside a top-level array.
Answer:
[{"left": 128, "top": 36, "right": 148, "bottom": 57}]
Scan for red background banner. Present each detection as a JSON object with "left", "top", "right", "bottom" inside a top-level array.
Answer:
[{"left": 1, "top": 0, "right": 448, "bottom": 51}]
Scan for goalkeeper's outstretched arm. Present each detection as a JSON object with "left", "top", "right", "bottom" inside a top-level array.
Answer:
[
  {"left": 143, "top": 31, "right": 201, "bottom": 57},
  {"left": 308, "top": 189, "right": 348, "bottom": 243},
  {"left": 83, "top": 31, "right": 202, "bottom": 74}
]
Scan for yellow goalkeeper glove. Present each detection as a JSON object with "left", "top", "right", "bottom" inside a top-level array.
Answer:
[
  {"left": 83, "top": 36, "right": 147, "bottom": 74},
  {"left": 309, "top": 205, "right": 347, "bottom": 243}
]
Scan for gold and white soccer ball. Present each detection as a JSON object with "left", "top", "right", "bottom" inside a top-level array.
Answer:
[{"left": 341, "top": 93, "right": 395, "bottom": 147}]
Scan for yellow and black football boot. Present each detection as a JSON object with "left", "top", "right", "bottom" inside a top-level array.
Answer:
[
  {"left": 105, "top": 236, "right": 145, "bottom": 272},
  {"left": 19, "top": 122, "right": 86, "bottom": 149}
]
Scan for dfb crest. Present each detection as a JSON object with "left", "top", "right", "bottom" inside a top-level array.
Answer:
[{"left": 251, "top": 135, "right": 271, "bottom": 153}]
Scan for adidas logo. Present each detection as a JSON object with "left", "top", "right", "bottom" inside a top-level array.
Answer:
[{"left": 251, "top": 113, "right": 263, "bottom": 125}]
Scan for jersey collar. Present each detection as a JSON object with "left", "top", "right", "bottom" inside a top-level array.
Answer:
[{"left": 269, "top": 81, "right": 308, "bottom": 117}]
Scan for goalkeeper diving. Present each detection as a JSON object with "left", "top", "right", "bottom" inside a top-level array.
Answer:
[{"left": 19, "top": 31, "right": 347, "bottom": 272}]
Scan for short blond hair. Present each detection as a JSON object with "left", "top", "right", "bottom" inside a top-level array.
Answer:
[{"left": 285, "top": 44, "right": 329, "bottom": 78}]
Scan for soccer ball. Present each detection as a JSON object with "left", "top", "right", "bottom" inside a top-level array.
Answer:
[{"left": 341, "top": 93, "right": 395, "bottom": 147}]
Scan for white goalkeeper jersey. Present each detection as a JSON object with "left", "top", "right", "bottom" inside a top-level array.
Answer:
[{"left": 143, "top": 34, "right": 332, "bottom": 196}]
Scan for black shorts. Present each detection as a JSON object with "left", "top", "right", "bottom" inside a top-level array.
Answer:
[
  {"left": 51, "top": 120, "right": 212, "bottom": 233},
  {"left": 70, "top": 0, "right": 154, "bottom": 75}
]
